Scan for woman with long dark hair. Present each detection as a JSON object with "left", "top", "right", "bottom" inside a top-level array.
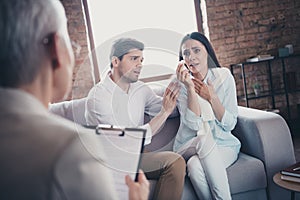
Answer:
[{"left": 174, "top": 32, "right": 241, "bottom": 200}]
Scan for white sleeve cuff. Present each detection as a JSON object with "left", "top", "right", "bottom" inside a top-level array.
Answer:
[{"left": 139, "top": 124, "right": 152, "bottom": 145}]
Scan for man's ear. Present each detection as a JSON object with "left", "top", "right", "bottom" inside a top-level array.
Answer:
[
  {"left": 50, "top": 33, "right": 68, "bottom": 71},
  {"left": 111, "top": 56, "right": 119, "bottom": 68},
  {"left": 49, "top": 33, "right": 73, "bottom": 103}
]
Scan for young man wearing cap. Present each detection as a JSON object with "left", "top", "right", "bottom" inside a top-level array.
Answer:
[
  {"left": 85, "top": 38, "right": 186, "bottom": 200},
  {"left": 0, "top": 0, "right": 149, "bottom": 199}
]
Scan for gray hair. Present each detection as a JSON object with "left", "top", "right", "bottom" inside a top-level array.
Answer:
[{"left": 0, "top": 0, "right": 66, "bottom": 87}]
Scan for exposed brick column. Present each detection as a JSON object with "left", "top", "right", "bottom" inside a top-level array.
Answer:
[{"left": 60, "top": 0, "right": 94, "bottom": 99}]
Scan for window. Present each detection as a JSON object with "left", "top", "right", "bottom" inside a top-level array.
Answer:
[{"left": 87, "top": 0, "right": 197, "bottom": 83}]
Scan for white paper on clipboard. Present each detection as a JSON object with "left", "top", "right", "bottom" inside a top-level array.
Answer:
[{"left": 96, "top": 125, "right": 146, "bottom": 200}]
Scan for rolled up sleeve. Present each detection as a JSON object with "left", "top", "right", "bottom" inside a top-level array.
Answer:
[
  {"left": 216, "top": 109, "right": 237, "bottom": 132},
  {"left": 139, "top": 123, "right": 152, "bottom": 145},
  {"left": 182, "top": 108, "right": 203, "bottom": 131}
]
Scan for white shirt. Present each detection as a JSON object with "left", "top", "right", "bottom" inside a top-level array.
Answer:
[
  {"left": 85, "top": 73, "right": 163, "bottom": 144},
  {"left": 174, "top": 68, "right": 241, "bottom": 153}
]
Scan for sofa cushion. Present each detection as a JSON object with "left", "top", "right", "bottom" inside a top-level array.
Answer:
[
  {"left": 144, "top": 115, "right": 179, "bottom": 152},
  {"left": 149, "top": 153, "right": 267, "bottom": 199},
  {"left": 227, "top": 152, "right": 267, "bottom": 194}
]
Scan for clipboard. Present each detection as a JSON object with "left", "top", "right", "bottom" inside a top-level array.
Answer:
[{"left": 95, "top": 124, "right": 146, "bottom": 200}]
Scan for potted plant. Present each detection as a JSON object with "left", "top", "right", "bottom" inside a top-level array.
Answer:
[{"left": 252, "top": 82, "right": 262, "bottom": 96}]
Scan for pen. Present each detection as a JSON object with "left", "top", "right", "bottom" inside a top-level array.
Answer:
[{"left": 292, "top": 167, "right": 300, "bottom": 171}]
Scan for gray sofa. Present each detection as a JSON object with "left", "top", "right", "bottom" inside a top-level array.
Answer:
[{"left": 49, "top": 98, "right": 296, "bottom": 200}]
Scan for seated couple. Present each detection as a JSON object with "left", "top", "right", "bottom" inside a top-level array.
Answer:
[{"left": 85, "top": 34, "right": 241, "bottom": 200}]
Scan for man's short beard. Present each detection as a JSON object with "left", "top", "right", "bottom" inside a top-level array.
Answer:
[{"left": 121, "top": 75, "right": 138, "bottom": 83}]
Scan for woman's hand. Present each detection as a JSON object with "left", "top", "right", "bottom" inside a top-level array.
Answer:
[
  {"left": 192, "top": 79, "right": 216, "bottom": 104},
  {"left": 176, "top": 62, "right": 194, "bottom": 89}
]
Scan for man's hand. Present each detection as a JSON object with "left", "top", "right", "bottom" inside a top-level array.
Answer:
[
  {"left": 148, "top": 81, "right": 180, "bottom": 135},
  {"left": 162, "top": 81, "right": 180, "bottom": 115},
  {"left": 125, "top": 170, "right": 150, "bottom": 200}
]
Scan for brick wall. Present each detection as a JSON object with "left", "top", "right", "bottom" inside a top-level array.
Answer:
[
  {"left": 206, "top": 0, "right": 300, "bottom": 67},
  {"left": 60, "top": 0, "right": 93, "bottom": 100},
  {"left": 205, "top": 0, "right": 300, "bottom": 119},
  {"left": 60, "top": 0, "right": 300, "bottom": 119}
]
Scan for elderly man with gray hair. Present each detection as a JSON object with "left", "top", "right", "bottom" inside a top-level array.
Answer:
[{"left": 0, "top": 0, "right": 149, "bottom": 199}]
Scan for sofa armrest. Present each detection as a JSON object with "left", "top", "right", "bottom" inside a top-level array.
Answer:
[
  {"left": 233, "top": 106, "right": 295, "bottom": 167},
  {"left": 233, "top": 106, "right": 296, "bottom": 200}
]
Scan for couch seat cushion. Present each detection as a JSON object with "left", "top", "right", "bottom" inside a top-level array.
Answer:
[{"left": 227, "top": 152, "right": 267, "bottom": 194}]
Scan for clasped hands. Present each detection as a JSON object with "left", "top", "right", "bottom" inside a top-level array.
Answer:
[{"left": 176, "top": 62, "right": 215, "bottom": 104}]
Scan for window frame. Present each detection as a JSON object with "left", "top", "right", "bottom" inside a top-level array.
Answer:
[{"left": 82, "top": 0, "right": 202, "bottom": 83}]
